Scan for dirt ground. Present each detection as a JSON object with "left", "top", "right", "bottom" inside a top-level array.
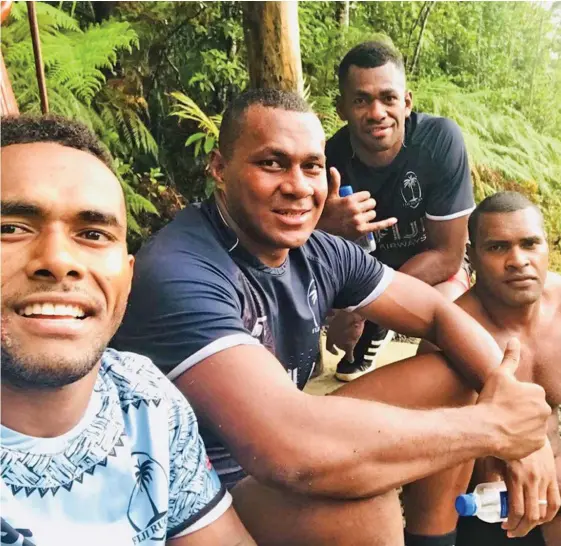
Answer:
[{"left": 304, "top": 335, "right": 418, "bottom": 396}]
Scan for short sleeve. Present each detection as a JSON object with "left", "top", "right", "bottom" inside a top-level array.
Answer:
[
  {"left": 308, "top": 231, "right": 395, "bottom": 311},
  {"left": 424, "top": 119, "right": 475, "bottom": 221},
  {"left": 112, "top": 241, "right": 260, "bottom": 381},
  {"left": 166, "top": 394, "right": 231, "bottom": 538}
]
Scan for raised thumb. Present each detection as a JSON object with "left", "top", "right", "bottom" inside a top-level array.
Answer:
[
  {"left": 499, "top": 337, "right": 521, "bottom": 375},
  {"left": 328, "top": 167, "right": 342, "bottom": 198}
]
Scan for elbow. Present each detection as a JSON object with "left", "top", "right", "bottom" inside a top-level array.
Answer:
[
  {"left": 242, "top": 438, "right": 390, "bottom": 499},
  {"left": 438, "top": 251, "right": 464, "bottom": 282},
  {"left": 240, "top": 439, "right": 326, "bottom": 493}
]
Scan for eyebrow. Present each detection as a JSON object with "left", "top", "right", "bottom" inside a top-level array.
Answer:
[
  {"left": 353, "top": 86, "right": 399, "bottom": 96},
  {"left": 1, "top": 200, "right": 123, "bottom": 229},
  {"left": 258, "top": 148, "right": 326, "bottom": 162},
  {"left": 77, "top": 210, "right": 122, "bottom": 228},
  {"left": 483, "top": 235, "right": 543, "bottom": 246}
]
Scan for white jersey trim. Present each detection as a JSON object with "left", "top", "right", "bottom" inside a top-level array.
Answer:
[
  {"left": 345, "top": 265, "right": 396, "bottom": 312},
  {"left": 171, "top": 491, "right": 233, "bottom": 538},
  {"left": 168, "top": 334, "right": 260, "bottom": 381},
  {"left": 425, "top": 206, "right": 475, "bottom": 221}
]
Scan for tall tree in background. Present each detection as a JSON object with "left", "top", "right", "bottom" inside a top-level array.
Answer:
[
  {"left": 242, "top": 1, "right": 303, "bottom": 93},
  {"left": 335, "top": 0, "right": 350, "bottom": 29}
]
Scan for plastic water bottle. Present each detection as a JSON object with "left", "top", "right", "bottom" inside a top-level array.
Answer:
[
  {"left": 339, "top": 185, "right": 377, "bottom": 253},
  {"left": 455, "top": 481, "right": 508, "bottom": 523}
]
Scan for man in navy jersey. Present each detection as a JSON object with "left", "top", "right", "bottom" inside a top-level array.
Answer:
[
  {"left": 321, "top": 41, "right": 473, "bottom": 381},
  {"left": 114, "top": 89, "right": 554, "bottom": 545}
]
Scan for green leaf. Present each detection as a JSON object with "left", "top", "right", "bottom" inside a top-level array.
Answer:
[
  {"left": 185, "top": 132, "right": 206, "bottom": 147},
  {"left": 203, "top": 136, "right": 215, "bottom": 154}
]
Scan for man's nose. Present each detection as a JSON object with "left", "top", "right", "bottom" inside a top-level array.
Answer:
[
  {"left": 25, "top": 229, "right": 86, "bottom": 282},
  {"left": 506, "top": 246, "right": 530, "bottom": 269},
  {"left": 279, "top": 168, "right": 314, "bottom": 199},
  {"left": 366, "top": 99, "right": 387, "bottom": 122}
]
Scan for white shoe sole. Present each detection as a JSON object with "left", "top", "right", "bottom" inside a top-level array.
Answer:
[
  {"left": 335, "top": 363, "right": 376, "bottom": 382},
  {"left": 335, "top": 330, "right": 395, "bottom": 382}
]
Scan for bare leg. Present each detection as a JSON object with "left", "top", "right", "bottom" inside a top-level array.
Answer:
[
  {"left": 433, "top": 277, "right": 468, "bottom": 302},
  {"left": 337, "top": 353, "right": 478, "bottom": 536},
  {"left": 400, "top": 271, "right": 475, "bottom": 536},
  {"left": 233, "top": 478, "right": 403, "bottom": 546},
  {"left": 233, "top": 352, "right": 477, "bottom": 544}
]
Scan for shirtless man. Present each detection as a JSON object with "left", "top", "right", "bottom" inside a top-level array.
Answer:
[{"left": 407, "top": 191, "right": 561, "bottom": 546}]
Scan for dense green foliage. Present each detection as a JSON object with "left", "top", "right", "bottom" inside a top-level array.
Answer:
[{"left": 4, "top": 1, "right": 560, "bottom": 264}]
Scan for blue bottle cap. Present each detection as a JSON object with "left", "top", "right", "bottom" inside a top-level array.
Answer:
[
  {"left": 339, "top": 185, "right": 354, "bottom": 197},
  {"left": 455, "top": 494, "right": 477, "bottom": 517}
]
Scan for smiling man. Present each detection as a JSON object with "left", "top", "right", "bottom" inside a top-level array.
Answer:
[
  {"left": 0, "top": 116, "right": 255, "bottom": 546},
  {"left": 320, "top": 41, "right": 474, "bottom": 381},
  {"left": 114, "top": 89, "right": 554, "bottom": 545}
]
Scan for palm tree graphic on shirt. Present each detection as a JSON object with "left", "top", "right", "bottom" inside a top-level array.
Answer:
[
  {"left": 127, "top": 454, "right": 167, "bottom": 533},
  {"left": 401, "top": 172, "right": 422, "bottom": 209}
]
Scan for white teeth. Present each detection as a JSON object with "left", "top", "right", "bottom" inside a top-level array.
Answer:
[{"left": 18, "top": 303, "right": 86, "bottom": 318}]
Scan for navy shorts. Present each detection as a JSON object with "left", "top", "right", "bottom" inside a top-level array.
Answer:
[{"left": 456, "top": 517, "right": 545, "bottom": 546}]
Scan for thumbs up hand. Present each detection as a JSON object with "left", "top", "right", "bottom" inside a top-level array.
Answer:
[
  {"left": 477, "top": 338, "right": 551, "bottom": 461},
  {"left": 317, "top": 167, "right": 397, "bottom": 241}
]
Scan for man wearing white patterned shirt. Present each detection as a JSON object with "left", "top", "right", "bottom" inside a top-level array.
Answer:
[{"left": 0, "top": 115, "right": 255, "bottom": 546}]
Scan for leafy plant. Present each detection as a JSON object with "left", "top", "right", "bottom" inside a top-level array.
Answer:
[
  {"left": 169, "top": 91, "right": 221, "bottom": 157},
  {"left": 2, "top": 1, "right": 158, "bottom": 235}
]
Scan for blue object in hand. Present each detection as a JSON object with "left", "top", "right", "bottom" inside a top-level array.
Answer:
[{"left": 338, "top": 185, "right": 376, "bottom": 253}]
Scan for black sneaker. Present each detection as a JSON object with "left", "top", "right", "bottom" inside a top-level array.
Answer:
[
  {"left": 334, "top": 357, "right": 375, "bottom": 382},
  {"left": 335, "top": 329, "right": 394, "bottom": 382}
]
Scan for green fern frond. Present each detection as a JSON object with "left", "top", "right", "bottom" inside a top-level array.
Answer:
[
  {"left": 8, "top": 1, "right": 81, "bottom": 33},
  {"left": 169, "top": 91, "right": 221, "bottom": 139}
]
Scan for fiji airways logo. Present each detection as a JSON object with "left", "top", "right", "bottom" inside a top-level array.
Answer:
[{"left": 401, "top": 171, "right": 422, "bottom": 209}]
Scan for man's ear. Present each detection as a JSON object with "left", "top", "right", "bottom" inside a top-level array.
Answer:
[
  {"left": 209, "top": 149, "right": 226, "bottom": 190},
  {"left": 405, "top": 90, "right": 413, "bottom": 118},
  {"left": 336, "top": 95, "right": 347, "bottom": 122},
  {"left": 123, "top": 254, "right": 135, "bottom": 300}
]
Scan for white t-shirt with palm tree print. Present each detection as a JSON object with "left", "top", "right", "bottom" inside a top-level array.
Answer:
[{"left": 0, "top": 349, "right": 230, "bottom": 546}]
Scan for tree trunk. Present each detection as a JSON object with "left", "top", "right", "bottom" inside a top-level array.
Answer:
[
  {"left": 409, "top": 1, "right": 435, "bottom": 75},
  {"left": 1, "top": 0, "right": 19, "bottom": 116},
  {"left": 242, "top": 1, "right": 304, "bottom": 94},
  {"left": 91, "top": 1, "right": 117, "bottom": 22},
  {"left": 335, "top": 0, "right": 350, "bottom": 29}
]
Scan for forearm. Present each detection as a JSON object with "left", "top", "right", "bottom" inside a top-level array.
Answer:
[
  {"left": 288, "top": 395, "right": 496, "bottom": 498},
  {"left": 399, "top": 248, "right": 462, "bottom": 285}
]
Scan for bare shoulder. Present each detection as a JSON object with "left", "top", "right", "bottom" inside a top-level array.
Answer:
[
  {"left": 545, "top": 271, "right": 561, "bottom": 305},
  {"left": 454, "top": 287, "right": 486, "bottom": 321},
  {"left": 546, "top": 270, "right": 561, "bottom": 289}
]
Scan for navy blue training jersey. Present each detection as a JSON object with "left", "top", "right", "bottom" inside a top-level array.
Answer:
[
  {"left": 113, "top": 196, "right": 394, "bottom": 486},
  {"left": 326, "top": 112, "right": 475, "bottom": 269}
]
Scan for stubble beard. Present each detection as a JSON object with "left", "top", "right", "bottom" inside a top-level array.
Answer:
[{"left": 0, "top": 323, "right": 109, "bottom": 390}]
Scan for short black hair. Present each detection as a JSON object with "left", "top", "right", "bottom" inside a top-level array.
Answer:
[
  {"left": 1, "top": 115, "right": 114, "bottom": 172},
  {"left": 468, "top": 191, "right": 543, "bottom": 245},
  {"left": 219, "top": 88, "right": 313, "bottom": 159},
  {"left": 338, "top": 40, "right": 405, "bottom": 92}
]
